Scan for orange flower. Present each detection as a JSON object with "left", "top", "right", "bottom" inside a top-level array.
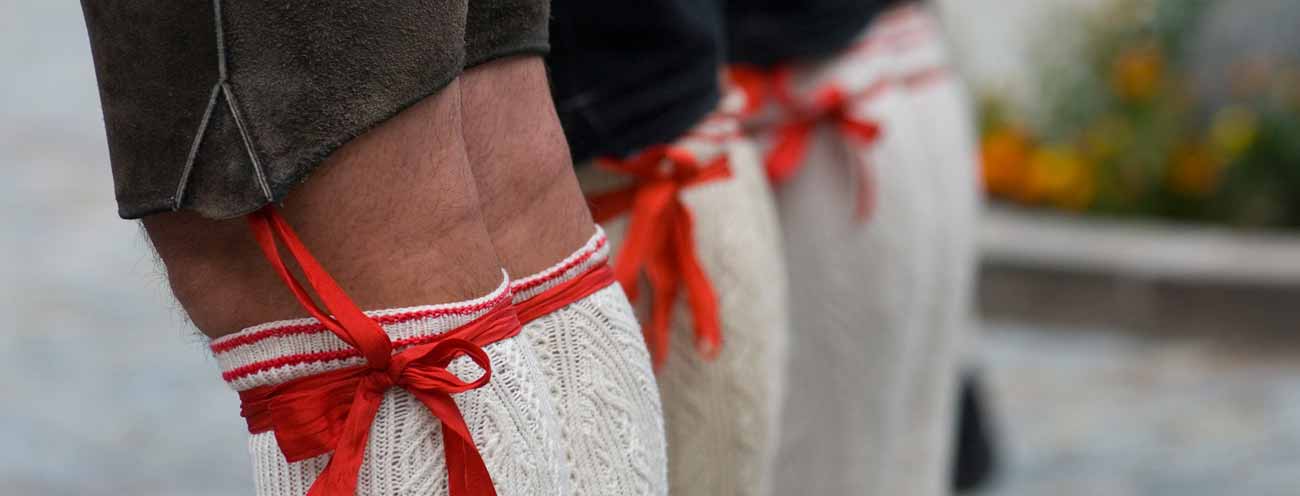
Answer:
[
  {"left": 1168, "top": 142, "right": 1223, "bottom": 197},
  {"left": 981, "top": 126, "right": 1033, "bottom": 198},
  {"left": 1111, "top": 43, "right": 1164, "bottom": 102}
]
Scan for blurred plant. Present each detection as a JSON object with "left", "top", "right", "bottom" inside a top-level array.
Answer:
[{"left": 979, "top": 0, "right": 1300, "bottom": 229}]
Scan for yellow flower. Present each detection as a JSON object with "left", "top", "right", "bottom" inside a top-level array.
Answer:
[
  {"left": 1168, "top": 142, "right": 1223, "bottom": 197},
  {"left": 1111, "top": 43, "right": 1165, "bottom": 102},
  {"left": 980, "top": 126, "right": 1033, "bottom": 198},
  {"left": 1025, "top": 144, "right": 1095, "bottom": 210},
  {"left": 1210, "top": 105, "right": 1258, "bottom": 160}
]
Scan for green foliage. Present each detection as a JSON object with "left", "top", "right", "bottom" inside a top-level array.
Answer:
[{"left": 982, "top": 0, "right": 1300, "bottom": 229}]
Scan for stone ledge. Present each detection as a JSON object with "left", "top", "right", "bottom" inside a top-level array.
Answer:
[{"left": 979, "top": 205, "right": 1300, "bottom": 286}]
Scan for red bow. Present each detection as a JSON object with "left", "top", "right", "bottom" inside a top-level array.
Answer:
[
  {"left": 240, "top": 207, "right": 507, "bottom": 496},
  {"left": 733, "top": 65, "right": 885, "bottom": 222},
  {"left": 587, "top": 146, "right": 730, "bottom": 368}
]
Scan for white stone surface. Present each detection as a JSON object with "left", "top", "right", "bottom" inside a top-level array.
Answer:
[{"left": 981, "top": 206, "right": 1300, "bottom": 285}]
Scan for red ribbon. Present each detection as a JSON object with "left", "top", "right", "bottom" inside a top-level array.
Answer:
[
  {"left": 240, "top": 206, "right": 507, "bottom": 496},
  {"left": 515, "top": 264, "right": 617, "bottom": 325},
  {"left": 733, "top": 65, "right": 886, "bottom": 222},
  {"left": 728, "top": 64, "right": 773, "bottom": 117},
  {"left": 587, "top": 146, "right": 730, "bottom": 368}
]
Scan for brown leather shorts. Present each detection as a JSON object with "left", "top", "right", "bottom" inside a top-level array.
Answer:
[{"left": 81, "top": 0, "right": 549, "bottom": 219}]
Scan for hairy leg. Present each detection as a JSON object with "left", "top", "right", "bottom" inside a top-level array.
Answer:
[
  {"left": 458, "top": 56, "right": 594, "bottom": 276},
  {"left": 144, "top": 82, "right": 504, "bottom": 338}
]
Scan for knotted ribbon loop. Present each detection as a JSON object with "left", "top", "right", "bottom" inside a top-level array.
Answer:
[
  {"left": 240, "top": 206, "right": 504, "bottom": 496},
  {"left": 736, "top": 65, "right": 886, "bottom": 222},
  {"left": 389, "top": 338, "right": 493, "bottom": 394},
  {"left": 587, "top": 146, "right": 730, "bottom": 368}
]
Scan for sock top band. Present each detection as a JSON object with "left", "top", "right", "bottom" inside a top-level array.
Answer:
[
  {"left": 210, "top": 273, "right": 511, "bottom": 391},
  {"left": 510, "top": 226, "right": 609, "bottom": 304}
]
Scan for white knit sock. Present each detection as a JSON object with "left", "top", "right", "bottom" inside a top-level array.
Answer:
[
  {"left": 210, "top": 276, "right": 568, "bottom": 496},
  {"left": 882, "top": 6, "right": 982, "bottom": 496},
  {"left": 741, "top": 13, "right": 944, "bottom": 494},
  {"left": 577, "top": 101, "right": 790, "bottom": 496},
  {"left": 512, "top": 228, "right": 668, "bottom": 496}
]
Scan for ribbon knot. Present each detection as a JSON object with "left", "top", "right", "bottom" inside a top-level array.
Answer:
[
  {"left": 587, "top": 146, "right": 730, "bottom": 368},
  {"left": 387, "top": 338, "right": 493, "bottom": 396},
  {"left": 238, "top": 207, "right": 505, "bottom": 496},
  {"left": 732, "top": 65, "right": 885, "bottom": 222}
]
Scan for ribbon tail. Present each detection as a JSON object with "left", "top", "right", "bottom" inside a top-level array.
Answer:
[
  {"left": 850, "top": 151, "right": 877, "bottom": 223},
  {"left": 839, "top": 119, "right": 882, "bottom": 142},
  {"left": 642, "top": 214, "right": 682, "bottom": 369},
  {"left": 766, "top": 123, "right": 814, "bottom": 184},
  {"left": 304, "top": 387, "right": 385, "bottom": 496},
  {"left": 669, "top": 205, "right": 723, "bottom": 360},
  {"left": 416, "top": 392, "right": 498, "bottom": 496},
  {"left": 856, "top": 167, "right": 876, "bottom": 222},
  {"left": 611, "top": 184, "right": 675, "bottom": 302},
  {"left": 838, "top": 120, "right": 882, "bottom": 223},
  {"left": 587, "top": 188, "right": 637, "bottom": 225},
  {"left": 643, "top": 271, "right": 678, "bottom": 370},
  {"left": 251, "top": 207, "right": 394, "bottom": 369}
]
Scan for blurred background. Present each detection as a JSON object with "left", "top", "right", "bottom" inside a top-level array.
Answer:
[{"left": 2, "top": 0, "right": 1298, "bottom": 494}]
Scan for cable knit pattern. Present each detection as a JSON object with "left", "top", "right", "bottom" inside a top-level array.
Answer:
[
  {"left": 577, "top": 96, "right": 790, "bottom": 496},
  {"left": 741, "top": 11, "right": 946, "bottom": 495},
  {"left": 513, "top": 235, "right": 667, "bottom": 496},
  {"left": 879, "top": 6, "right": 982, "bottom": 496},
  {"left": 210, "top": 276, "right": 568, "bottom": 496}
]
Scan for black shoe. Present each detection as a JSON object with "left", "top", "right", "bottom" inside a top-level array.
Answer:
[{"left": 953, "top": 371, "right": 1000, "bottom": 493}]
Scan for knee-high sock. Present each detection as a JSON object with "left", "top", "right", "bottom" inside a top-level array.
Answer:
[
  {"left": 511, "top": 228, "right": 668, "bottom": 496},
  {"left": 751, "top": 38, "right": 941, "bottom": 496},
  {"left": 882, "top": 6, "right": 983, "bottom": 496},
  {"left": 578, "top": 104, "right": 790, "bottom": 496},
  {"left": 210, "top": 276, "right": 569, "bottom": 496}
]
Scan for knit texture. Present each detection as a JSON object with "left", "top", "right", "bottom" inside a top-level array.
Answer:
[
  {"left": 513, "top": 228, "right": 668, "bottom": 496},
  {"left": 577, "top": 96, "right": 790, "bottom": 496},
  {"left": 880, "top": 6, "right": 982, "bottom": 496},
  {"left": 210, "top": 276, "right": 568, "bottom": 496},
  {"left": 742, "top": 11, "right": 944, "bottom": 495}
]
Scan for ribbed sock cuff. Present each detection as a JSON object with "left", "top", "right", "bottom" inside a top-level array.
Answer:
[
  {"left": 210, "top": 273, "right": 511, "bottom": 391},
  {"left": 509, "top": 226, "right": 610, "bottom": 304}
]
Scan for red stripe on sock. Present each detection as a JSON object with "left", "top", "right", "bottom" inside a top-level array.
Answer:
[
  {"left": 210, "top": 290, "right": 511, "bottom": 354},
  {"left": 510, "top": 236, "right": 608, "bottom": 294}
]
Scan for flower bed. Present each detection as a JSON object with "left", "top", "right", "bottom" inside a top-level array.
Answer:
[{"left": 978, "top": 0, "right": 1300, "bottom": 229}]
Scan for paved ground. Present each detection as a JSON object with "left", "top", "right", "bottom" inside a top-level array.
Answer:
[
  {"left": 970, "top": 323, "right": 1300, "bottom": 496},
  {"left": 3, "top": 1, "right": 1296, "bottom": 495}
]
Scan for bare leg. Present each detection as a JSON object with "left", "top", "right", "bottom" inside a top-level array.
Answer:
[
  {"left": 458, "top": 56, "right": 595, "bottom": 275},
  {"left": 143, "top": 82, "right": 503, "bottom": 338},
  {"left": 152, "top": 82, "right": 571, "bottom": 495}
]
